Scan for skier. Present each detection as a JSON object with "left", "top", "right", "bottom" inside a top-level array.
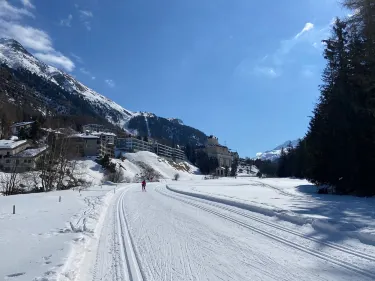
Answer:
[{"left": 141, "top": 180, "right": 146, "bottom": 192}]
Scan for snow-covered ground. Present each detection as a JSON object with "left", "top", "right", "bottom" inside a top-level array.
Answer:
[
  {"left": 3, "top": 155, "right": 375, "bottom": 281},
  {"left": 121, "top": 151, "right": 200, "bottom": 180},
  {"left": 0, "top": 183, "right": 123, "bottom": 281},
  {"left": 79, "top": 183, "right": 375, "bottom": 281},
  {"left": 168, "top": 177, "right": 375, "bottom": 245}
]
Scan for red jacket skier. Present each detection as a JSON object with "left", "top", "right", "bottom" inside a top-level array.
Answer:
[{"left": 142, "top": 180, "right": 146, "bottom": 191}]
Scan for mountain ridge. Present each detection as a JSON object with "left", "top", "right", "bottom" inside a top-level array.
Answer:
[
  {"left": 0, "top": 38, "right": 207, "bottom": 146},
  {"left": 255, "top": 139, "right": 300, "bottom": 161}
]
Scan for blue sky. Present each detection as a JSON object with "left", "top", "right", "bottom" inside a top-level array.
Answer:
[{"left": 1, "top": 0, "right": 348, "bottom": 157}]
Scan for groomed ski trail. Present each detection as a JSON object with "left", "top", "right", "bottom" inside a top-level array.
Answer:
[{"left": 82, "top": 183, "right": 375, "bottom": 281}]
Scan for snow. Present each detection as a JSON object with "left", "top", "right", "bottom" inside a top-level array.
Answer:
[
  {"left": 0, "top": 183, "right": 124, "bottom": 281},
  {"left": 2, "top": 163, "right": 375, "bottom": 281},
  {"left": 11, "top": 121, "right": 35, "bottom": 127},
  {"left": 123, "top": 151, "right": 200, "bottom": 180},
  {"left": 69, "top": 133, "right": 99, "bottom": 139},
  {"left": 78, "top": 183, "right": 375, "bottom": 281},
  {"left": 256, "top": 139, "right": 299, "bottom": 161},
  {"left": 0, "top": 140, "right": 27, "bottom": 149},
  {"left": 13, "top": 146, "right": 47, "bottom": 158},
  {"left": 168, "top": 177, "right": 375, "bottom": 245},
  {"left": 0, "top": 39, "right": 136, "bottom": 130}
]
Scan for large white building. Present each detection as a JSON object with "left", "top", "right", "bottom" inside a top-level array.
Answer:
[{"left": 116, "top": 137, "right": 186, "bottom": 161}]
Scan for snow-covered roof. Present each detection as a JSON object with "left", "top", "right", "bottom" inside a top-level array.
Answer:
[
  {"left": 69, "top": 133, "right": 99, "bottom": 139},
  {"left": 91, "top": 132, "right": 116, "bottom": 137},
  {"left": 41, "top": 128, "right": 64, "bottom": 134},
  {"left": 10, "top": 121, "right": 34, "bottom": 127},
  {"left": 13, "top": 146, "right": 48, "bottom": 158},
  {"left": 0, "top": 140, "right": 27, "bottom": 149}
]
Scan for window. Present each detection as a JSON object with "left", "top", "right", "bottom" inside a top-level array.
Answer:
[
  {"left": 16, "top": 160, "right": 19, "bottom": 164},
  {"left": 28, "top": 160, "right": 31, "bottom": 163},
  {"left": 5, "top": 160, "right": 10, "bottom": 163},
  {"left": 6, "top": 152, "right": 10, "bottom": 156},
  {"left": 24, "top": 159, "right": 27, "bottom": 163}
]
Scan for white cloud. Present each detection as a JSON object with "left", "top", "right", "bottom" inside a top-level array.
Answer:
[
  {"left": 105, "top": 79, "right": 115, "bottom": 88},
  {"left": 0, "top": 1, "right": 75, "bottom": 72},
  {"left": 0, "top": 0, "right": 34, "bottom": 20},
  {"left": 92, "top": 76, "right": 96, "bottom": 80},
  {"left": 79, "top": 10, "right": 93, "bottom": 31},
  {"left": 60, "top": 14, "right": 73, "bottom": 27},
  {"left": 295, "top": 23, "right": 314, "bottom": 39},
  {"left": 34, "top": 52, "right": 75, "bottom": 72},
  {"left": 21, "top": 0, "right": 34, "bottom": 9},
  {"left": 0, "top": 20, "right": 53, "bottom": 52}
]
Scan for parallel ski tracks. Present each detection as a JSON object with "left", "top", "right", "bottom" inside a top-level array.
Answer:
[{"left": 157, "top": 186, "right": 375, "bottom": 280}]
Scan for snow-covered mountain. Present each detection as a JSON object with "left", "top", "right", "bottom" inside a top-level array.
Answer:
[
  {"left": 0, "top": 38, "right": 135, "bottom": 128},
  {"left": 0, "top": 38, "right": 206, "bottom": 145},
  {"left": 255, "top": 139, "right": 299, "bottom": 161}
]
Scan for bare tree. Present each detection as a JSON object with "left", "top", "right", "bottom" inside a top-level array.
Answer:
[{"left": 0, "top": 165, "right": 21, "bottom": 196}]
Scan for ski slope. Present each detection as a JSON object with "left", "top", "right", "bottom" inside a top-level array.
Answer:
[{"left": 80, "top": 183, "right": 375, "bottom": 281}]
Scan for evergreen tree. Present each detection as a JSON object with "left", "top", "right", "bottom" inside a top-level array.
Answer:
[{"left": 230, "top": 158, "right": 239, "bottom": 177}]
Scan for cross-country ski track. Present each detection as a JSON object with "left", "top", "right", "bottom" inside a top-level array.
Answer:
[{"left": 79, "top": 183, "right": 375, "bottom": 281}]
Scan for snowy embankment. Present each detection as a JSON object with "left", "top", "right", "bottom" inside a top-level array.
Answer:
[
  {"left": 116, "top": 151, "right": 200, "bottom": 180},
  {"left": 168, "top": 178, "right": 375, "bottom": 246},
  {"left": 0, "top": 158, "right": 124, "bottom": 281}
]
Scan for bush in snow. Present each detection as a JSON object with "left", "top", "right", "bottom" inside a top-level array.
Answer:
[
  {"left": 174, "top": 173, "right": 180, "bottom": 181},
  {"left": 103, "top": 167, "right": 125, "bottom": 183}
]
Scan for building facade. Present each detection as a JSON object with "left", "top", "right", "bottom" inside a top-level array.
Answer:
[
  {"left": 0, "top": 140, "right": 30, "bottom": 159},
  {"left": 116, "top": 137, "right": 153, "bottom": 153},
  {"left": 116, "top": 137, "right": 186, "bottom": 161},
  {"left": 1, "top": 146, "right": 48, "bottom": 172},
  {"left": 10, "top": 121, "right": 35, "bottom": 136},
  {"left": 68, "top": 133, "right": 100, "bottom": 157},
  {"left": 82, "top": 124, "right": 113, "bottom": 133},
  {"left": 196, "top": 135, "right": 233, "bottom": 174}
]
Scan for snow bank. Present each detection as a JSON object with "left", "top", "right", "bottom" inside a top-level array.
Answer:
[
  {"left": 167, "top": 178, "right": 375, "bottom": 246},
  {"left": 0, "top": 183, "right": 122, "bottom": 281},
  {"left": 122, "top": 151, "right": 200, "bottom": 180}
]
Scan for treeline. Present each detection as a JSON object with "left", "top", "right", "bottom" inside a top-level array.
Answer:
[{"left": 277, "top": 0, "right": 375, "bottom": 196}]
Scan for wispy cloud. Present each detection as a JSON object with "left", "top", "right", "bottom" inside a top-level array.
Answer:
[
  {"left": 79, "top": 10, "right": 93, "bottom": 31},
  {"left": 243, "top": 21, "right": 331, "bottom": 78},
  {"left": 34, "top": 53, "right": 75, "bottom": 72},
  {"left": 71, "top": 53, "right": 83, "bottom": 64},
  {"left": 295, "top": 23, "right": 314, "bottom": 39},
  {"left": 0, "top": 0, "right": 34, "bottom": 20},
  {"left": 0, "top": 1, "right": 75, "bottom": 71},
  {"left": 20, "top": 0, "right": 34, "bottom": 9},
  {"left": 253, "top": 66, "right": 280, "bottom": 78},
  {"left": 60, "top": 14, "right": 73, "bottom": 27},
  {"left": 105, "top": 79, "right": 115, "bottom": 88},
  {"left": 301, "top": 65, "right": 316, "bottom": 78}
]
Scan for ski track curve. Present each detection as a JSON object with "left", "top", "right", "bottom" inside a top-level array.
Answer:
[
  {"left": 86, "top": 183, "right": 375, "bottom": 281},
  {"left": 156, "top": 185, "right": 375, "bottom": 281},
  {"left": 163, "top": 185, "right": 375, "bottom": 262}
]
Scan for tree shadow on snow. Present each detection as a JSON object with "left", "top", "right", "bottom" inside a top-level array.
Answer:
[{"left": 280, "top": 184, "right": 375, "bottom": 247}]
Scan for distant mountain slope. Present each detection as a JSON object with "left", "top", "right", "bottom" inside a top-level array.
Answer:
[
  {"left": 256, "top": 140, "right": 299, "bottom": 161},
  {"left": 127, "top": 114, "right": 206, "bottom": 146},
  {"left": 0, "top": 38, "right": 207, "bottom": 145}
]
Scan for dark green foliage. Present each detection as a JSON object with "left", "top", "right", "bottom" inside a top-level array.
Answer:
[
  {"left": 184, "top": 143, "right": 196, "bottom": 164},
  {"left": 276, "top": 8, "right": 375, "bottom": 196},
  {"left": 128, "top": 115, "right": 207, "bottom": 147},
  {"left": 230, "top": 157, "right": 239, "bottom": 177},
  {"left": 254, "top": 159, "right": 278, "bottom": 177},
  {"left": 195, "top": 150, "right": 219, "bottom": 175}
]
